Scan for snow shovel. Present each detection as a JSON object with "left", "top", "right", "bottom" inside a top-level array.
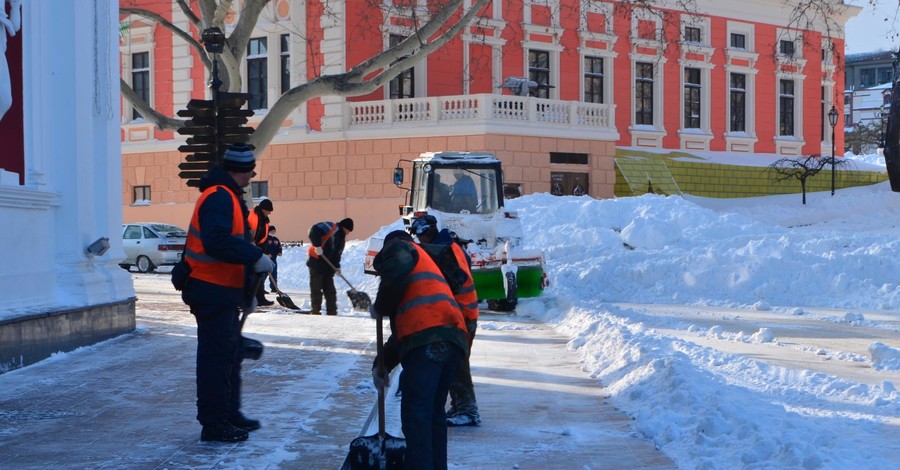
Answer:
[
  {"left": 267, "top": 273, "right": 304, "bottom": 311},
  {"left": 340, "top": 314, "right": 405, "bottom": 469},
  {"left": 320, "top": 255, "right": 372, "bottom": 310},
  {"left": 240, "top": 274, "right": 266, "bottom": 360}
]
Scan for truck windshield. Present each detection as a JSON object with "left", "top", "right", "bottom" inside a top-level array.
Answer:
[{"left": 430, "top": 167, "right": 499, "bottom": 214}]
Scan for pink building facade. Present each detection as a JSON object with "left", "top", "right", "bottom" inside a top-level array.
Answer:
[{"left": 119, "top": 1, "right": 857, "bottom": 240}]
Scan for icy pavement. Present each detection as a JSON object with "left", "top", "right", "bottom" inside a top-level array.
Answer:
[{"left": 0, "top": 274, "right": 673, "bottom": 469}]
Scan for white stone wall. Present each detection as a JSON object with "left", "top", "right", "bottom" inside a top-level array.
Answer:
[{"left": 0, "top": 0, "right": 133, "bottom": 320}]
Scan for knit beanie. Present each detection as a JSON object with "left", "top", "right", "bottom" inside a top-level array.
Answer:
[
  {"left": 223, "top": 143, "right": 256, "bottom": 173},
  {"left": 258, "top": 198, "right": 273, "bottom": 212},
  {"left": 338, "top": 218, "right": 354, "bottom": 232},
  {"left": 383, "top": 230, "right": 412, "bottom": 244}
]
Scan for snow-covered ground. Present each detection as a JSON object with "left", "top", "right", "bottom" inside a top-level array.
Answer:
[
  {"left": 7, "top": 152, "right": 898, "bottom": 468},
  {"left": 272, "top": 152, "right": 900, "bottom": 469}
]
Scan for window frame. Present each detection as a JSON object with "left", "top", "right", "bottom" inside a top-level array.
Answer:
[
  {"left": 729, "top": 72, "right": 747, "bottom": 133},
  {"left": 251, "top": 181, "right": 269, "bottom": 200},
  {"left": 131, "top": 52, "right": 151, "bottom": 121},
  {"left": 683, "top": 67, "right": 702, "bottom": 129},
  {"left": 528, "top": 49, "right": 551, "bottom": 99},
  {"left": 280, "top": 34, "right": 290, "bottom": 95},
  {"left": 635, "top": 62, "right": 655, "bottom": 126},
  {"left": 779, "top": 79, "right": 796, "bottom": 136},
  {"left": 388, "top": 34, "right": 416, "bottom": 99},
  {"left": 583, "top": 56, "right": 604, "bottom": 104},
  {"left": 133, "top": 185, "right": 151, "bottom": 204},
  {"left": 247, "top": 37, "right": 269, "bottom": 110}
]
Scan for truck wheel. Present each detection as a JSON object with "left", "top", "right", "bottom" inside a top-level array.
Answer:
[
  {"left": 487, "top": 298, "right": 517, "bottom": 312},
  {"left": 488, "top": 271, "right": 518, "bottom": 311},
  {"left": 136, "top": 256, "right": 155, "bottom": 273}
]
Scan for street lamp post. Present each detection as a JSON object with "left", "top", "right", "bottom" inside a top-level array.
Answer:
[{"left": 828, "top": 106, "right": 838, "bottom": 196}]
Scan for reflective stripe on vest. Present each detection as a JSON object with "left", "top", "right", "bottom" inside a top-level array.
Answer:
[
  {"left": 308, "top": 222, "right": 338, "bottom": 258},
  {"left": 184, "top": 185, "right": 246, "bottom": 288},
  {"left": 450, "top": 243, "right": 479, "bottom": 321},
  {"left": 248, "top": 210, "right": 268, "bottom": 245},
  {"left": 394, "top": 243, "right": 467, "bottom": 341}
]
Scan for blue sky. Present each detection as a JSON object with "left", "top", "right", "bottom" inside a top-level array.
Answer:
[{"left": 845, "top": 0, "right": 900, "bottom": 54}]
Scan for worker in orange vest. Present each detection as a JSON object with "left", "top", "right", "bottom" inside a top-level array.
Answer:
[
  {"left": 248, "top": 198, "right": 274, "bottom": 306},
  {"left": 371, "top": 230, "right": 469, "bottom": 469},
  {"left": 181, "top": 143, "right": 274, "bottom": 443},
  {"left": 410, "top": 215, "right": 482, "bottom": 427},
  {"left": 306, "top": 218, "right": 353, "bottom": 315}
]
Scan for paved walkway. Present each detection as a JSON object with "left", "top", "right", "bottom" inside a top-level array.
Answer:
[{"left": 0, "top": 275, "right": 675, "bottom": 469}]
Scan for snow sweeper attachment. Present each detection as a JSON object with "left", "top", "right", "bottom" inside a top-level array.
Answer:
[{"left": 364, "top": 151, "right": 547, "bottom": 311}]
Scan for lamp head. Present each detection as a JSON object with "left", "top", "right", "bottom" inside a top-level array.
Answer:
[
  {"left": 201, "top": 27, "right": 225, "bottom": 54},
  {"left": 86, "top": 237, "right": 110, "bottom": 257},
  {"left": 828, "top": 106, "right": 839, "bottom": 127}
]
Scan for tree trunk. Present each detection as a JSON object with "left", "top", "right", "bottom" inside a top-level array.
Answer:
[{"left": 884, "top": 49, "right": 900, "bottom": 191}]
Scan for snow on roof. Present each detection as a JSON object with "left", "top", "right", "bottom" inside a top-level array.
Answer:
[{"left": 416, "top": 151, "right": 500, "bottom": 164}]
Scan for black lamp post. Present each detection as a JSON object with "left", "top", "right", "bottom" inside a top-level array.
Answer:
[{"left": 828, "top": 106, "right": 838, "bottom": 196}]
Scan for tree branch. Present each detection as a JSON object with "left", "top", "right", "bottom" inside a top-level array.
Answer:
[
  {"left": 121, "top": 7, "right": 211, "bottom": 70},
  {"left": 120, "top": 79, "right": 185, "bottom": 131},
  {"left": 249, "top": 0, "right": 491, "bottom": 152},
  {"left": 175, "top": 0, "right": 200, "bottom": 28}
]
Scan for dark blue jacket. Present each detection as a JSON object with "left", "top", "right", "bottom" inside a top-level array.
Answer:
[
  {"left": 182, "top": 166, "right": 263, "bottom": 307},
  {"left": 306, "top": 221, "right": 347, "bottom": 274}
]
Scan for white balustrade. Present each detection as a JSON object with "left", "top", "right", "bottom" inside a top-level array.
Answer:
[{"left": 345, "top": 93, "right": 613, "bottom": 133}]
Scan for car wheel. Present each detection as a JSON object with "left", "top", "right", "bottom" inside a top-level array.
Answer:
[{"left": 136, "top": 256, "right": 155, "bottom": 273}]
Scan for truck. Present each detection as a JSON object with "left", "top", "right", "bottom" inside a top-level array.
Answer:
[{"left": 364, "top": 151, "right": 547, "bottom": 311}]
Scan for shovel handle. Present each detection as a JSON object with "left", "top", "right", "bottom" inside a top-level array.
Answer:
[
  {"left": 319, "top": 254, "right": 359, "bottom": 293},
  {"left": 267, "top": 272, "right": 282, "bottom": 294},
  {"left": 376, "top": 313, "right": 386, "bottom": 439}
]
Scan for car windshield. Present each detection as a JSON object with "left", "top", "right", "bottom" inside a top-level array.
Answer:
[{"left": 150, "top": 224, "right": 187, "bottom": 237}]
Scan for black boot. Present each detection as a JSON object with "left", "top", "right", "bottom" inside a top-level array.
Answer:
[
  {"left": 200, "top": 421, "right": 249, "bottom": 442},
  {"left": 229, "top": 413, "right": 261, "bottom": 431}
]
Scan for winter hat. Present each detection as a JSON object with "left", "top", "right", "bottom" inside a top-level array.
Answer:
[
  {"left": 410, "top": 215, "right": 438, "bottom": 235},
  {"left": 268, "top": 225, "right": 276, "bottom": 233},
  {"left": 383, "top": 230, "right": 412, "bottom": 244},
  {"left": 223, "top": 143, "right": 256, "bottom": 173},
  {"left": 338, "top": 218, "right": 354, "bottom": 232},
  {"left": 258, "top": 198, "right": 274, "bottom": 212}
]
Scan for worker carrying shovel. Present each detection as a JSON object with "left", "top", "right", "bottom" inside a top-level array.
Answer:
[
  {"left": 368, "top": 230, "right": 469, "bottom": 468},
  {"left": 306, "top": 218, "right": 354, "bottom": 315}
]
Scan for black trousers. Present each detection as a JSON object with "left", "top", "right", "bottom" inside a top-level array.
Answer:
[
  {"left": 193, "top": 303, "right": 243, "bottom": 426},
  {"left": 309, "top": 269, "right": 337, "bottom": 314}
]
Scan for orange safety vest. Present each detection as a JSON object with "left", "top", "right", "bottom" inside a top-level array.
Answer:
[
  {"left": 394, "top": 244, "right": 467, "bottom": 341},
  {"left": 449, "top": 243, "right": 479, "bottom": 321},
  {"left": 248, "top": 210, "right": 268, "bottom": 245},
  {"left": 307, "top": 222, "right": 338, "bottom": 258},
  {"left": 184, "top": 185, "right": 246, "bottom": 288}
]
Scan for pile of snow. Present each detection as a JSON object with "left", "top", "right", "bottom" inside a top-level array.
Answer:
[{"left": 272, "top": 152, "right": 898, "bottom": 468}]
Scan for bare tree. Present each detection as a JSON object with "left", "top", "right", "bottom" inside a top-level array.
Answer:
[
  {"left": 120, "top": 0, "right": 493, "bottom": 155},
  {"left": 769, "top": 155, "right": 851, "bottom": 205}
]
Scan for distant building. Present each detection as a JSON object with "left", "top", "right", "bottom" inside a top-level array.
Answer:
[
  {"left": 845, "top": 50, "right": 893, "bottom": 91},
  {"left": 844, "top": 82, "right": 890, "bottom": 128},
  {"left": 843, "top": 50, "right": 893, "bottom": 134}
]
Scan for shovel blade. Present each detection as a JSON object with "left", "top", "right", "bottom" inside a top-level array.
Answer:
[
  {"left": 275, "top": 292, "right": 302, "bottom": 310},
  {"left": 343, "top": 434, "right": 405, "bottom": 470},
  {"left": 347, "top": 290, "right": 372, "bottom": 311}
]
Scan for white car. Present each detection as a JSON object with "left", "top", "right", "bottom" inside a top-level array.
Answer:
[{"left": 121, "top": 223, "right": 187, "bottom": 273}]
